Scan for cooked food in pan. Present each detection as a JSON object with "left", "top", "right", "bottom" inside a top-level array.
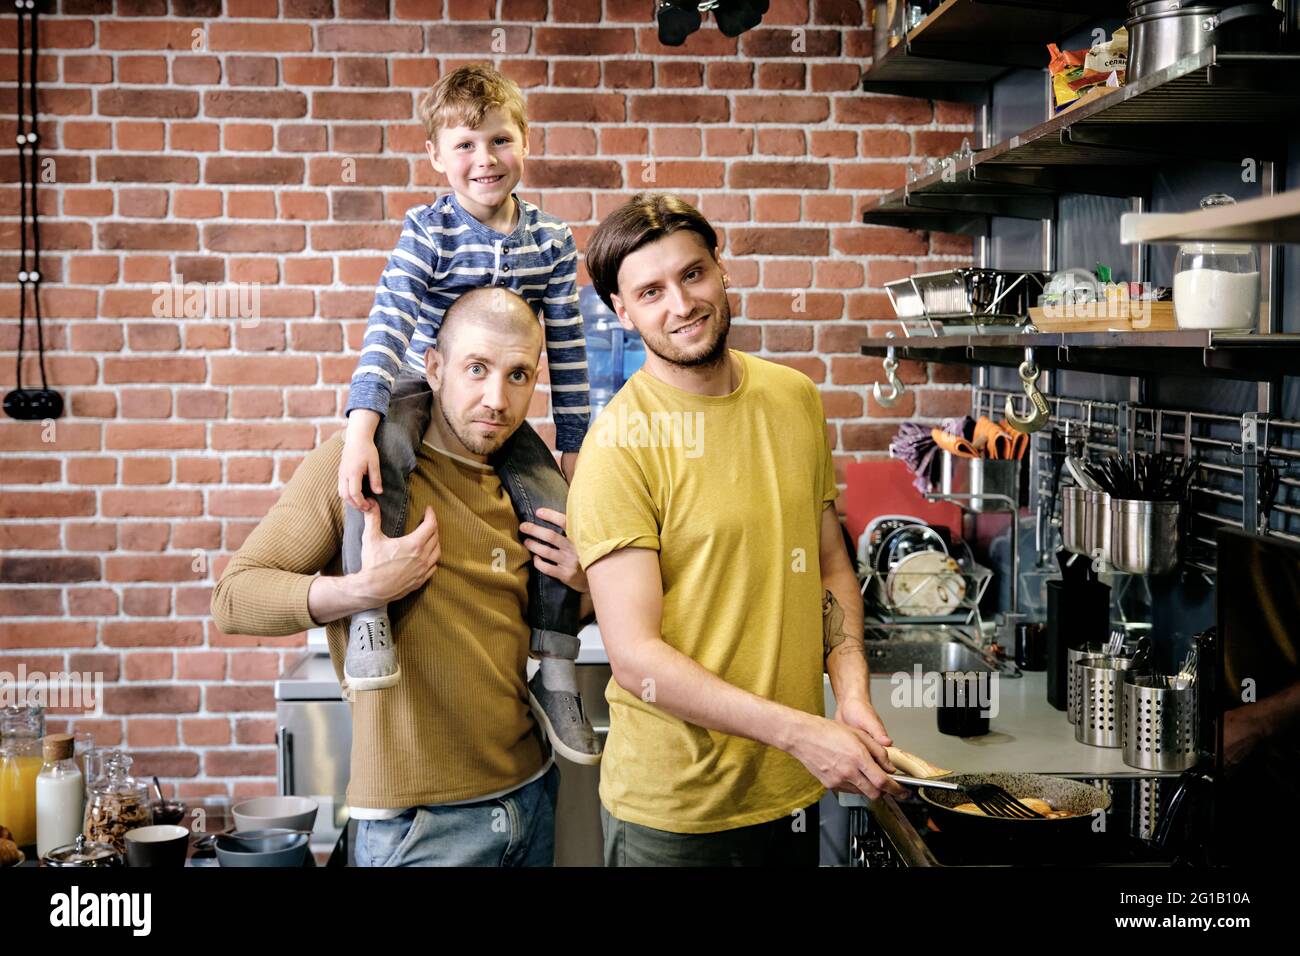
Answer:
[{"left": 951, "top": 798, "right": 1076, "bottom": 820}]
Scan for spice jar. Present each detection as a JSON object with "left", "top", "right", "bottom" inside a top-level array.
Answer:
[
  {"left": 83, "top": 751, "right": 152, "bottom": 853},
  {"left": 42, "top": 832, "right": 123, "bottom": 868}
]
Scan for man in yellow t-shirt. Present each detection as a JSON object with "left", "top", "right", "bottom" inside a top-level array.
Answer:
[{"left": 568, "top": 194, "right": 906, "bottom": 866}]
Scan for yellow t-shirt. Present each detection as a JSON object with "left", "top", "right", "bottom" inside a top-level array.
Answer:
[{"left": 568, "top": 349, "right": 838, "bottom": 834}]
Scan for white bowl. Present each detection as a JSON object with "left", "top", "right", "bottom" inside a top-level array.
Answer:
[{"left": 231, "top": 795, "right": 318, "bottom": 834}]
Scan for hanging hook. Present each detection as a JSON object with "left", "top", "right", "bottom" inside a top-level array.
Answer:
[
  {"left": 873, "top": 346, "right": 905, "bottom": 408},
  {"left": 1005, "top": 350, "right": 1050, "bottom": 433}
]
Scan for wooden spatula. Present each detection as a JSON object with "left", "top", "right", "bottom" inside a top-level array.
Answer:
[{"left": 885, "top": 746, "right": 951, "bottom": 778}]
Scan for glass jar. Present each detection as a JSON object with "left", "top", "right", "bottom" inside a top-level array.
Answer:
[
  {"left": 0, "top": 704, "right": 45, "bottom": 743},
  {"left": 83, "top": 751, "right": 152, "bottom": 854},
  {"left": 0, "top": 736, "right": 43, "bottom": 847},
  {"left": 1173, "top": 193, "right": 1260, "bottom": 331},
  {"left": 42, "top": 832, "right": 123, "bottom": 868}
]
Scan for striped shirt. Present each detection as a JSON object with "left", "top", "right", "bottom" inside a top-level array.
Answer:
[{"left": 346, "top": 192, "right": 590, "bottom": 452}]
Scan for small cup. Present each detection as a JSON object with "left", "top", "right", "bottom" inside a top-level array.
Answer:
[
  {"left": 936, "top": 671, "right": 991, "bottom": 737},
  {"left": 124, "top": 824, "right": 190, "bottom": 867},
  {"left": 1015, "top": 622, "right": 1047, "bottom": 671}
]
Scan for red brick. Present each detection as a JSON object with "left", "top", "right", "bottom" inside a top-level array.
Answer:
[
  {"left": 119, "top": 522, "right": 170, "bottom": 551},
  {"left": 103, "top": 684, "right": 200, "bottom": 713},
  {"left": 729, "top": 228, "right": 829, "bottom": 257},
  {"left": 66, "top": 457, "right": 117, "bottom": 485},
  {"left": 312, "top": 91, "right": 412, "bottom": 120},
  {"left": 629, "top": 94, "right": 728, "bottom": 124},
  {"left": 172, "top": 55, "right": 222, "bottom": 85},
  {"left": 209, "top": 23, "right": 313, "bottom": 51},
  {"left": 124, "top": 649, "right": 175, "bottom": 679},
  {"left": 98, "top": 221, "right": 198, "bottom": 250},
  {"left": 170, "top": 122, "right": 221, "bottom": 152},
  {"left": 64, "top": 523, "right": 117, "bottom": 552},
  {"left": 205, "top": 684, "right": 276, "bottom": 712},
  {"left": 0, "top": 588, "right": 63, "bottom": 616},
  {"left": 99, "top": 89, "right": 198, "bottom": 118},
  {"left": 68, "top": 588, "right": 119, "bottom": 616},
  {"left": 102, "top": 489, "right": 203, "bottom": 516},
  {"left": 182, "top": 716, "right": 231, "bottom": 744},
  {"left": 210, "top": 424, "right": 317, "bottom": 451},
  {"left": 67, "top": 652, "right": 121, "bottom": 683},
  {"left": 837, "top": 96, "right": 933, "bottom": 125},
  {"left": 103, "top": 619, "right": 204, "bottom": 648},
  {"left": 282, "top": 57, "right": 334, "bottom": 86},
  {"left": 176, "top": 457, "right": 222, "bottom": 483},
  {"left": 205, "top": 157, "right": 304, "bottom": 185},
  {"left": 127, "top": 717, "right": 178, "bottom": 747},
  {"left": 121, "top": 457, "right": 173, "bottom": 485},
  {"left": 0, "top": 622, "right": 98, "bottom": 649},
  {"left": 0, "top": 492, "right": 96, "bottom": 519},
  {"left": 223, "top": 123, "right": 275, "bottom": 151}
]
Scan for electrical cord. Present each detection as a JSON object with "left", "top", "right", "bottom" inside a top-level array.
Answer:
[{"left": 5, "top": 0, "right": 61, "bottom": 421}]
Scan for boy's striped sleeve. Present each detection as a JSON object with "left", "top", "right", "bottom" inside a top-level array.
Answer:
[
  {"left": 345, "top": 210, "right": 435, "bottom": 418},
  {"left": 540, "top": 227, "right": 590, "bottom": 452}
]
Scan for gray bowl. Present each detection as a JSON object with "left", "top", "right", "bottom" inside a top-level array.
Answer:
[
  {"left": 231, "top": 796, "right": 317, "bottom": 834},
  {"left": 214, "top": 828, "right": 309, "bottom": 868}
]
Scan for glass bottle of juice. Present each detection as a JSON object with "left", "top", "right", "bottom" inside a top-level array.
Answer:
[{"left": 0, "top": 737, "right": 43, "bottom": 848}]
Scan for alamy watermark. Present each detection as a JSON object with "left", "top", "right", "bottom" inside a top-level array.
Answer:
[
  {"left": 151, "top": 280, "right": 261, "bottom": 326},
  {"left": 888, "top": 666, "right": 1000, "bottom": 719},
  {"left": 592, "top": 406, "right": 706, "bottom": 459},
  {"left": 0, "top": 666, "right": 104, "bottom": 718}
]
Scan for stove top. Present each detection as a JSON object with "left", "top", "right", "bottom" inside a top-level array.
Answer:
[{"left": 854, "top": 779, "right": 1182, "bottom": 867}]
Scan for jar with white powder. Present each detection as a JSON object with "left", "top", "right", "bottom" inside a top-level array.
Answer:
[{"left": 1173, "top": 193, "right": 1259, "bottom": 331}]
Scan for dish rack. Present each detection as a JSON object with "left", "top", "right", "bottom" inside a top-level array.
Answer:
[
  {"left": 885, "top": 269, "right": 1047, "bottom": 336},
  {"left": 858, "top": 559, "right": 993, "bottom": 629}
]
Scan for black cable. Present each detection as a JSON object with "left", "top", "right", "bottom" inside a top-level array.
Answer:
[
  {"left": 15, "top": 5, "right": 28, "bottom": 394},
  {"left": 28, "top": 3, "right": 47, "bottom": 392},
  {"left": 9, "top": 1, "right": 48, "bottom": 397}
]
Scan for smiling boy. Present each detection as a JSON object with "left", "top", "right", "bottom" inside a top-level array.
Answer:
[{"left": 336, "top": 65, "right": 600, "bottom": 765}]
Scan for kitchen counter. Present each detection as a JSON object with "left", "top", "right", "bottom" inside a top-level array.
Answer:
[{"left": 827, "top": 669, "right": 1171, "bottom": 809}]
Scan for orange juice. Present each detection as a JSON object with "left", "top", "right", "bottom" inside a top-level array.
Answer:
[{"left": 0, "top": 750, "right": 43, "bottom": 847}]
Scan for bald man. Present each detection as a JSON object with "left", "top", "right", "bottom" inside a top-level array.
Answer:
[{"left": 212, "top": 288, "right": 595, "bottom": 866}]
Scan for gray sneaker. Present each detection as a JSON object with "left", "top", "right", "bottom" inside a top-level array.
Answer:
[
  {"left": 528, "top": 671, "right": 602, "bottom": 765},
  {"left": 344, "top": 609, "right": 401, "bottom": 692}
]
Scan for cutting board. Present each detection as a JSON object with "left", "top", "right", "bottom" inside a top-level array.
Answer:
[{"left": 843, "top": 460, "right": 963, "bottom": 545}]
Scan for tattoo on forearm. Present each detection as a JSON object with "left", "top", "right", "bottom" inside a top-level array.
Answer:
[{"left": 823, "top": 590, "right": 862, "bottom": 660}]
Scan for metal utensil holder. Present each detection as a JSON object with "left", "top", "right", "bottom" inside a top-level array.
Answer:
[
  {"left": 940, "top": 455, "right": 1020, "bottom": 514},
  {"left": 1085, "top": 490, "right": 1112, "bottom": 565},
  {"left": 1121, "top": 674, "right": 1199, "bottom": 771},
  {"left": 1066, "top": 643, "right": 1103, "bottom": 724},
  {"left": 1109, "top": 499, "right": 1181, "bottom": 575},
  {"left": 1075, "top": 655, "right": 1133, "bottom": 747},
  {"left": 1061, "top": 486, "right": 1088, "bottom": 555}
]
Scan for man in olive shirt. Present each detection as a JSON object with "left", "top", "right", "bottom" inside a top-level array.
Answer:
[
  {"left": 211, "top": 288, "right": 591, "bottom": 866},
  {"left": 568, "top": 194, "right": 905, "bottom": 866}
]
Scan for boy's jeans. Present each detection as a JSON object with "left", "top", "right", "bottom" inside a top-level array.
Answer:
[
  {"left": 355, "top": 763, "right": 560, "bottom": 866},
  {"left": 340, "top": 369, "right": 582, "bottom": 660}
]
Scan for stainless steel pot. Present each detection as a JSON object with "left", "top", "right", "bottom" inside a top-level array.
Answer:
[
  {"left": 1110, "top": 498, "right": 1180, "bottom": 575},
  {"left": 1127, "top": 3, "right": 1282, "bottom": 83}
]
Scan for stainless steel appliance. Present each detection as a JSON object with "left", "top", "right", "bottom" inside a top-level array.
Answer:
[
  {"left": 274, "top": 629, "right": 613, "bottom": 866},
  {"left": 274, "top": 644, "right": 353, "bottom": 861}
]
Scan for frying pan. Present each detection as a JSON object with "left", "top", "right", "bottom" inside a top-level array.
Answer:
[{"left": 888, "top": 748, "right": 1111, "bottom": 838}]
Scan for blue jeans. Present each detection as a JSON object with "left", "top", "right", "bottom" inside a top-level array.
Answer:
[
  {"left": 354, "top": 763, "right": 560, "bottom": 866},
  {"left": 341, "top": 369, "right": 581, "bottom": 658}
]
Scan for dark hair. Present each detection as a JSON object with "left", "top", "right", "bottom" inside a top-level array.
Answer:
[{"left": 585, "top": 193, "right": 720, "bottom": 310}]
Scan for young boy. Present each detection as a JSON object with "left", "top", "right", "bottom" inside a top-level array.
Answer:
[{"left": 337, "top": 64, "right": 600, "bottom": 764}]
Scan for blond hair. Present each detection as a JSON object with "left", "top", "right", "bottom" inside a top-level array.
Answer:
[{"left": 417, "top": 64, "right": 528, "bottom": 144}]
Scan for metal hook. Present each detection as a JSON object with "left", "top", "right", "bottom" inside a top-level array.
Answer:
[
  {"left": 1005, "top": 352, "right": 1050, "bottom": 433},
  {"left": 873, "top": 347, "right": 904, "bottom": 407}
]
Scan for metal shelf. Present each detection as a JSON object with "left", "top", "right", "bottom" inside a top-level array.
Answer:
[
  {"left": 862, "top": 48, "right": 1300, "bottom": 232},
  {"left": 1120, "top": 188, "right": 1300, "bottom": 245},
  {"left": 861, "top": 330, "right": 1300, "bottom": 381},
  {"left": 862, "top": 0, "right": 1123, "bottom": 102}
]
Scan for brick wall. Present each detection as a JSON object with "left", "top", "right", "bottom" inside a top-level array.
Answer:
[{"left": 0, "top": 0, "right": 973, "bottom": 802}]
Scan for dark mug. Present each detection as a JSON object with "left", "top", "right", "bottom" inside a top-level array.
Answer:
[
  {"left": 124, "top": 825, "right": 190, "bottom": 867},
  {"left": 936, "top": 671, "right": 991, "bottom": 737}
]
